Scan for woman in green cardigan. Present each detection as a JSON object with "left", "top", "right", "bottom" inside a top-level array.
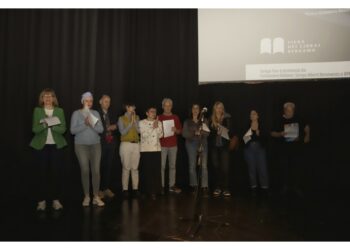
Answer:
[{"left": 30, "top": 88, "right": 67, "bottom": 211}]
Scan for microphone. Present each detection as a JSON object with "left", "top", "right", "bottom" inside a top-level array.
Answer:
[
  {"left": 201, "top": 107, "right": 208, "bottom": 114},
  {"left": 199, "top": 107, "right": 207, "bottom": 122}
]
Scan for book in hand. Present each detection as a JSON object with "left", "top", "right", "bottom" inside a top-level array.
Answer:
[{"left": 40, "top": 116, "right": 61, "bottom": 127}]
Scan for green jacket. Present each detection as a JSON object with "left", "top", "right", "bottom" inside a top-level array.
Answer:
[{"left": 30, "top": 107, "right": 68, "bottom": 150}]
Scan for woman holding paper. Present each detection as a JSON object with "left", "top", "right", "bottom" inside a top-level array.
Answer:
[
  {"left": 209, "top": 101, "right": 234, "bottom": 197},
  {"left": 242, "top": 110, "right": 269, "bottom": 196},
  {"left": 182, "top": 104, "right": 209, "bottom": 195},
  {"left": 70, "top": 92, "right": 104, "bottom": 207},
  {"left": 30, "top": 88, "right": 67, "bottom": 211}
]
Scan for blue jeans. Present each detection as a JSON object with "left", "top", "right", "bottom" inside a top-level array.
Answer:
[
  {"left": 244, "top": 142, "right": 269, "bottom": 189},
  {"left": 161, "top": 146, "right": 178, "bottom": 188},
  {"left": 185, "top": 141, "right": 208, "bottom": 188}
]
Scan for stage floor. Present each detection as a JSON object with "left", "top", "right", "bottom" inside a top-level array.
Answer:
[{"left": 0, "top": 190, "right": 348, "bottom": 241}]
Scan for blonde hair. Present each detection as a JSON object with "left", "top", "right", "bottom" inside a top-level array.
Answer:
[
  {"left": 211, "top": 101, "right": 225, "bottom": 128},
  {"left": 38, "top": 88, "right": 59, "bottom": 107}
]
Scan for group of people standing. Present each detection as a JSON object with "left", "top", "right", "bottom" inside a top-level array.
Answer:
[{"left": 30, "top": 88, "right": 310, "bottom": 211}]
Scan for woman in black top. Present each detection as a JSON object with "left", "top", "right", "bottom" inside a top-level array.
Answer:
[
  {"left": 242, "top": 110, "right": 269, "bottom": 195},
  {"left": 209, "top": 101, "right": 234, "bottom": 197}
]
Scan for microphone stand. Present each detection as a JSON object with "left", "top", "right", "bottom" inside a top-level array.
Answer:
[
  {"left": 184, "top": 110, "right": 230, "bottom": 239},
  {"left": 185, "top": 111, "right": 205, "bottom": 237},
  {"left": 166, "top": 110, "right": 230, "bottom": 240}
]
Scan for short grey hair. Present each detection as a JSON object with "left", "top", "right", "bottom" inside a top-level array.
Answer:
[
  {"left": 162, "top": 98, "right": 173, "bottom": 107},
  {"left": 283, "top": 102, "right": 295, "bottom": 110}
]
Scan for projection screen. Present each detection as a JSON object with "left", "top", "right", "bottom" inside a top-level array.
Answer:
[{"left": 198, "top": 9, "right": 350, "bottom": 84}]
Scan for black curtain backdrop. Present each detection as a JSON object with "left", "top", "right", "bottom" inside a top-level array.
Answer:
[{"left": 0, "top": 9, "right": 349, "bottom": 202}]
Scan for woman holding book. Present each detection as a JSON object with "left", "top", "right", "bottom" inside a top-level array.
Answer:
[{"left": 30, "top": 88, "right": 67, "bottom": 211}]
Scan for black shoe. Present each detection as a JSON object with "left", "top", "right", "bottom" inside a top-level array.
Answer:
[{"left": 122, "top": 190, "right": 129, "bottom": 199}]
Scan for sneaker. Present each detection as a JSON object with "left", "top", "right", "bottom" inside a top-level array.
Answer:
[
  {"left": 92, "top": 196, "right": 105, "bottom": 207},
  {"left": 52, "top": 200, "right": 63, "bottom": 210},
  {"left": 213, "top": 189, "right": 222, "bottom": 197},
  {"left": 222, "top": 190, "right": 231, "bottom": 197},
  {"left": 103, "top": 189, "right": 115, "bottom": 198},
  {"left": 98, "top": 191, "right": 105, "bottom": 199},
  {"left": 82, "top": 196, "right": 91, "bottom": 207},
  {"left": 169, "top": 186, "right": 182, "bottom": 194},
  {"left": 37, "top": 200, "right": 46, "bottom": 211}
]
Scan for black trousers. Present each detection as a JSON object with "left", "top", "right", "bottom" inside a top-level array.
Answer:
[
  {"left": 211, "top": 146, "right": 230, "bottom": 190},
  {"left": 34, "top": 145, "right": 63, "bottom": 201},
  {"left": 279, "top": 142, "right": 302, "bottom": 192},
  {"left": 140, "top": 152, "right": 162, "bottom": 195},
  {"left": 100, "top": 142, "right": 116, "bottom": 191}
]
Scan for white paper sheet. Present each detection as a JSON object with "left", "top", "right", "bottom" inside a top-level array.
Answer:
[
  {"left": 88, "top": 113, "right": 99, "bottom": 127},
  {"left": 81, "top": 107, "right": 99, "bottom": 127},
  {"left": 218, "top": 125, "right": 230, "bottom": 140},
  {"left": 162, "top": 119, "right": 175, "bottom": 138},
  {"left": 243, "top": 128, "right": 253, "bottom": 144},
  {"left": 284, "top": 123, "right": 299, "bottom": 141}
]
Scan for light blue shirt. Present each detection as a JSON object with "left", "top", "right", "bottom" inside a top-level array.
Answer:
[{"left": 70, "top": 109, "right": 104, "bottom": 145}]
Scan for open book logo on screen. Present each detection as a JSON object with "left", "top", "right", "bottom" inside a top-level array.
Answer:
[{"left": 260, "top": 37, "right": 284, "bottom": 54}]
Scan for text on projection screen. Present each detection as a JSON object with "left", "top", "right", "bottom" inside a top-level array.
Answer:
[{"left": 198, "top": 9, "right": 350, "bottom": 84}]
